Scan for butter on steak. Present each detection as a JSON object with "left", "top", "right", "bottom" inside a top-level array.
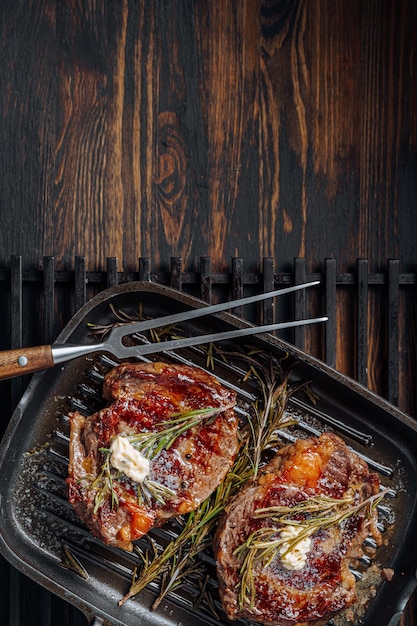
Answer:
[
  {"left": 214, "top": 433, "right": 382, "bottom": 626},
  {"left": 67, "top": 362, "right": 238, "bottom": 551}
]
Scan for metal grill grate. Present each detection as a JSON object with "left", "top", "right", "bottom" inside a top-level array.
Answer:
[{"left": 1, "top": 255, "right": 416, "bottom": 407}]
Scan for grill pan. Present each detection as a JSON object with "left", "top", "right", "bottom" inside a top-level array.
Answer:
[{"left": 0, "top": 281, "right": 416, "bottom": 626}]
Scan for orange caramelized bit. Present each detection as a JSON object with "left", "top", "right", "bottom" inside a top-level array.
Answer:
[
  {"left": 116, "top": 524, "right": 132, "bottom": 546},
  {"left": 130, "top": 511, "right": 153, "bottom": 539},
  {"left": 82, "top": 456, "right": 94, "bottom": 474},
  {"left": 281, "top": 448, "right": 323, "bottom": 488},
  {"left": 177, "top": 499, "right": 197, "bottom": 514},
  {"left": 122, "top": 500, "right": 154, "bottom": 539}
]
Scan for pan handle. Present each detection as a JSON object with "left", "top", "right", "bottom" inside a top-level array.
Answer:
[{"left": 0, "top": 345, "right": 54, "bottom": 380}]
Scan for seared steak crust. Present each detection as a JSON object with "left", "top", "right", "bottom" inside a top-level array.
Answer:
[
  {"left": 214, "top": 433, "right": 381, "bottom": 626},
  {"left": 67, "top": 362, "right": 238, "bottom": 550}
]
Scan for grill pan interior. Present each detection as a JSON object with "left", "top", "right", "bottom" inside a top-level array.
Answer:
[{"left": 1, "top": 281, "right": 417, "bottom": 626}]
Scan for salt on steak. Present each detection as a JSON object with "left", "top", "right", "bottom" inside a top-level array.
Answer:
[
  {"left": 214, "top": 433, "right": 382, "bottom": 626},
  {"left": 67, "top": 361, "right": 238, "bottom": 551}
]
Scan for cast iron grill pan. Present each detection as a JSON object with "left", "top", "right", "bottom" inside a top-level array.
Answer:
[{"left": 0, "top": 282, "right": 417, "bottom": 626}]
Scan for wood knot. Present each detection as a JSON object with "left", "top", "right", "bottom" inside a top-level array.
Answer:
[{"left": 155, "top": 111, "right": 187, "bottom": 207}]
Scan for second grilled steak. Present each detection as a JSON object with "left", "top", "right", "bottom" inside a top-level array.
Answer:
[{"left": 214, "top": 433, "right": 382, "bottom": 626}]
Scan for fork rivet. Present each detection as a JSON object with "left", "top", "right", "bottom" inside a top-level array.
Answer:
[{"left": 18, "top": 356, "right": 28, "bottom": 367}]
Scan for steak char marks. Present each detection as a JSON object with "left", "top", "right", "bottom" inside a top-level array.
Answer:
[
  {"left": 67, "top": 362, "right": 238, "bottom": 551},
  {"left": 214, "top": 433, "right": 381, "bottom": 626}
]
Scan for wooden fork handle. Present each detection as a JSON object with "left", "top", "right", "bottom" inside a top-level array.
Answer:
[{"left": 0, "top": 346, "right": 54, "bottom": 380}]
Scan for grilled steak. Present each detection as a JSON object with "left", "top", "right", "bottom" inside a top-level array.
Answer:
[
  {"left": 67, "top": 361, "right": 238, "bottom": 551},
  {"left": 214, "top": 433, "right": 381, "bottom": 626}
]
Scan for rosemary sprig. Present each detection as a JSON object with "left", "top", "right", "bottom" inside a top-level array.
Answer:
[
  {"left": 138, "top": 477, "right": 176, "bottom": 505},
  {"left": 154, "top": 552, "right": 205, "bottom": 610},
  {"left": 127, "top": 404, "right": 234, "bottom": 458},
  {"left": 87, "top": 302, "right": 182, "bottom": 344},
  {"left": 254, "top": 493, "right": 355, "bottom": 520},
  {"left": 222, "top": 352, "right": 306, "bottom": 477},
  {"left": 60, "top": 545, "right": 89, "bottom": 579},
  {"left": 253, "top": 489, "right": 389, "bottom": 535},
  {"left": 87, "top": 304, "right": 145, "bottom": 340},
  {"left": 91, "top": 450, "right": 119, "bottom": 514},
  {"left": 234, "top": 489, "right": 389, "bottom": 610}
]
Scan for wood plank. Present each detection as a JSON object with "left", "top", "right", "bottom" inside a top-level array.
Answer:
[{"left": 0, "top": 1, "right": 416, "bottom": 275}]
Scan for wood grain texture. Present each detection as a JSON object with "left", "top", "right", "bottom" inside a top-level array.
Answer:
[
  {"left": 1, "top": 0, "right": 416, "bottom": 272},
  {"left": 259, "top": 0, "right": 417, "bottom": 271}
]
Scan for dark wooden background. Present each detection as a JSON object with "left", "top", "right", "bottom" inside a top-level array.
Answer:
[{"left": 0, "top": 1, "right": 416, "bottom": 624}]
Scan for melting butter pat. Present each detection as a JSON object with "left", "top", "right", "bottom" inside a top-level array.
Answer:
[
  {"left": 278, "top": 525, "right": 311, "bottom": 571},
  {"left": 110, "top": 436, "right": 150, "bottom": 483}
]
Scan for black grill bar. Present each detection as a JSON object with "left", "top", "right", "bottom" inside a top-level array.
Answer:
[
  {"left": 10, "top": 256, "right": 24, "bottom": 409},
  {"left": 231, "top": 256, "right": 244, "bottom": 317},
  {"left": 325, "top": 258, "right": 337, "bottom": 369},
  {"left": 106, "top": 257, "right": 119, "bottom": 289},
  {"left": 10, "top": 255, "right": 22, "bottom": 350},
  {"left": 294, "top": 256, "right": 307, "bottom": 349},
  {"left": 262, "top": 257, "right": 275, "bottom": 326},
  {"left": 138, "top": 257, "right": 151, "bottom": 282},
  {"left": 356, "top": 258, "right": 369, "bottom": 387},
  {"left": 387, "top": 259, "right": 400, "bottom": 405},
  {"left": 170, "top": 256, "right": 182, "bottom": 291},
  {"left": 1, "top": 258, "right": 417, "bottom": 286},
  {"left": 200, "top": 256, "right": 212, "bottom": 303},
  {"left": 75, "top": 256, "right": 87, "bottom": 311},
  {"left": 43, "top": 256, "right": 55, "bottom": 345}
]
